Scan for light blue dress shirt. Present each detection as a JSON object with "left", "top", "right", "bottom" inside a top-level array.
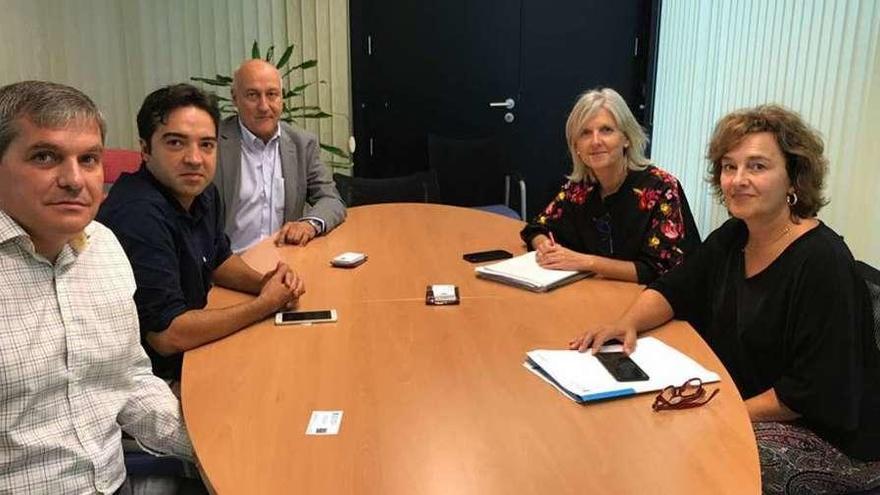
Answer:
[
  {"left": 228, "top": 121, "right": 285, "bottom": 253},
  {"left": 228, "top": 120, "right": 325, "bottom": 253}
]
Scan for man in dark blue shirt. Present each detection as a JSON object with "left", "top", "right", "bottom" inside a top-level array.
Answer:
[{"left": 99, "top": 84, "right": 305, "bottom": 385}]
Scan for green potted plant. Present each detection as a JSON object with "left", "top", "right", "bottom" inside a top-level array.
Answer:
[{"left": 192, "top": 41, "right": 352, "bottom": 170}]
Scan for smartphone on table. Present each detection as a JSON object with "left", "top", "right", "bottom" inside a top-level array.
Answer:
[
  {"left": 462, "top": 249, "right": 513, "bottom": 263},
  {"left": 595, "top": 352, "right": 649, "bottom": 382},
  {"left": 275, "top": 309, "right": 338, "bottom": 325},
  {"left": 331, "top": 252, "right": 367, "bottom": 268}
]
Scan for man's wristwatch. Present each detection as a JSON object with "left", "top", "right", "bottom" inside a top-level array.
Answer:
[{"left": 304, "top": 219, "right": 323, "bottom": 235}]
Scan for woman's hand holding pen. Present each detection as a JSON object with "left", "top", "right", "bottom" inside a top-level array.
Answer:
[{"left": 535, "top": 233, "right": 595, "bottom": 272}]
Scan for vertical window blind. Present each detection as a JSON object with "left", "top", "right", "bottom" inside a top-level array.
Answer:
[
  {"left": 651, "top": 0, "right": 880, "bottom": 265},
  {"left": 0, "top": 0, "right": 352, "bottom": 171}
]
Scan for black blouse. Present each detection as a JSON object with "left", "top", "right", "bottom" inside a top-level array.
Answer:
[
  {"left": 650, "top": 218, "right": 880, "bottom": 460},
  {"left": 520, "top": 166, "right": 700, "bottom": 283}
]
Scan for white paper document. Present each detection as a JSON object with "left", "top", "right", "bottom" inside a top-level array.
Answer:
[
  {"left": 475, "top": 251, "right": 590, "bottom": 292},
  {"left": 525, "top": 337, "right": 720, "bottom": 403}
]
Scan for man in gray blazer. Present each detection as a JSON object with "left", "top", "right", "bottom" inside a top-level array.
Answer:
[{"left": 215, "top": 59, "right": 346, "bottom": 253}]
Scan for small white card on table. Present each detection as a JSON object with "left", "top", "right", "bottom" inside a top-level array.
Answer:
[{"left": 305, "top": 410, "right": 343, "bottom": 435}]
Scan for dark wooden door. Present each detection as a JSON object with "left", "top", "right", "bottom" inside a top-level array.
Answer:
[{"left": 350, "top": 0, "right": 658, "bottom": 217}]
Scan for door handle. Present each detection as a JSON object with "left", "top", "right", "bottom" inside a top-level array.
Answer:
[{"left": 489, "top": 98, "right": 515, "bottom": 110}]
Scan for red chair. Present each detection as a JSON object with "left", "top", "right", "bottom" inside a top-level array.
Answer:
[{"left": 103, "top": 149, "right": 142, "bottom": 185}]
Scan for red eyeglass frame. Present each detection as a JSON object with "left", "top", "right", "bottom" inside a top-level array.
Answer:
[{"left": 652, "top": 377, "right": 720, "bottom": 412}]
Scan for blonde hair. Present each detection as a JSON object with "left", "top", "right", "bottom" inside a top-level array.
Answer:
[{"left": 564, "top": 88, "right": 651, "bottom": 182}]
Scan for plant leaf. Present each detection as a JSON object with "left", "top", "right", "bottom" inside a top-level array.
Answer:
[
  {"left": 251, "top": 40, "right": 260, "bottom": 59},
  {"left": 286, "top": 83, "right": 313, "bottom": 96},
  {"left": 290, "top": 81, "right": 315, "bottom": 94},
  {"left": 281, "top": 59, "right": 318, "bottom": 78},
  {"left": 290, "top": 111, "right": 332, "bottom": 119},
  {"left": 283, "top": 87, "right": 306, "bottom": 99},
  {"left": 190, "top": 76, "right": 231, "bottom": 87},
  {"left": 285, "top": 105, "right": 322, "bottom": 112},
  {"left": 265, "top": 45, "right": 275, "bottom": 62},
  {"left": 215, "top": 74, "right": 233, "bottom": 83},
  {"left": 275, "top": 44, "right": 295, "bottom": 69},
  {"left": 293, "top": 59, "right": 318, "bottom": 70},
  {"left": 319, "top": 143, "right": 350, "bottom": 159}
]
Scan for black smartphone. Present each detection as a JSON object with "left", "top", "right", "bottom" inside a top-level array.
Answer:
[
  {"left": 463, "top": 249, "right": 513, "bottom": 263},
  {"left": 595, "top": 352, "right": 649, "bottom": 382}
]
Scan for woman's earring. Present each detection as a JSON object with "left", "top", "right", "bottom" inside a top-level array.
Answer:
[{"left": 786, "top": 191, "right": 798, "bottom": 206}]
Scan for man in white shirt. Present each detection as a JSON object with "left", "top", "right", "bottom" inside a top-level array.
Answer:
[
  {"left": 0, "top": 80, "right": 192, "bottom": 494},
  {"left": 214, "top": 59, "right": 346, "bottom": 253}
]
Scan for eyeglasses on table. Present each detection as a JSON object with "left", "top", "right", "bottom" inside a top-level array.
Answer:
[{"left": 652, "top": 377, "right": 719, "bottom": 412}]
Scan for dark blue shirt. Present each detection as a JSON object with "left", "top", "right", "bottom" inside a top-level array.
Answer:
[{"left": 97, "top": 165, "right": 232, "bottom": 380}]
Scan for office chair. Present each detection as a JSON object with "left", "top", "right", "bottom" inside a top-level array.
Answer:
[
  {"left": 856, "top": 260, "right": 880, "bottom": 350},
  {"left": 427, "top": 133, "right": 526, "bottom": 220},
  {"left": 751, "top": 261, "right": 880, "bottom": 494},
  {"left": 103, "top": 149, "right": 142, "bottom": 191},
  {"left": 333, "top": 171, "right": 439, "bottom": 206},
  {"left": 123, "top": 438, "right": 207, "bottom": 493}
]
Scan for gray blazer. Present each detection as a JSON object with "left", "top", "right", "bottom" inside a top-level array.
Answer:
[{"left": 214, "top": 115, "right": 346, "bottom": 235}]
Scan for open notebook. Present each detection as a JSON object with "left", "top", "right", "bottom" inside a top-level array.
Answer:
[
  {"left": 525, "top": 337, "right": 720, "bottom": 403},
  {"left": 475, "top": 251, "right": 591, "bottom": 292}
]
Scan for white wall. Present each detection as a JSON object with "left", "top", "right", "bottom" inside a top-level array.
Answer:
[
  {"left": 0, "top": 0, "right": 352, "bottom": 170},
  {"left": 651, "top": 0, "right": 880, "bottom": 266}
]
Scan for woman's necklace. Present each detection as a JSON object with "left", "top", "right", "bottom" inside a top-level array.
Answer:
[
  {"left": 743, "top": 224, "right": 793, "bottom": 253},
  {"left": 599, "top": 166, "right": 627, "bottom": 198}
]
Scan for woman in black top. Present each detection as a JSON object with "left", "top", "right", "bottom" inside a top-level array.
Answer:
[
  {"left": 570, "top": 105, "right": 880, "bottom": 493},
  {"left": 520, "top": 88, "right": 699, "bottom": 284}
]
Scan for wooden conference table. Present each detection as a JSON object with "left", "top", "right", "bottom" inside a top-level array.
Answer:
[{"left": 182, "top": 203, "right": 760, "bottom": 494}]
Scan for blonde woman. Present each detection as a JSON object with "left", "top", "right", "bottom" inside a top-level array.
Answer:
[{"left": 520, "top": 88, "right": 699, "bottom": 283}]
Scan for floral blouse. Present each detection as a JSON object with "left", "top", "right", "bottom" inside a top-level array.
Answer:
[{"left": 519, "top": 166, "right": 700, "bottom": 284}]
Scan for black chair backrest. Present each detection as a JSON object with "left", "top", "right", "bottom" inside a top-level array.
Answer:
[
  {"left": 427, "top": 133, "right": 511, "bottom": 207},
  {"left": 856, "top": 260, "right": 880, "bottom": 350},
  {"left": 333, "top": 171, "right": 439, "bottom": 207}
]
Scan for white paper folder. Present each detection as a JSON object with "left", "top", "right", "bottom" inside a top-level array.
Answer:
[{"left": 525, "top": 337, "right": 720, "bottom": 403}]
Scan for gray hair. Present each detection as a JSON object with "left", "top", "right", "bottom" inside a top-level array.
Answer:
[
  {"left": 0, "top": 81, "right": 106, "bottom": 159},
  {"left": 564, "top": 87, "right": 651, "bottom": 182}
]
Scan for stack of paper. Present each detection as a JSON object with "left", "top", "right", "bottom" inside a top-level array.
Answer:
[
  {"left": 475, "top": 251, "right": 590, "bottom": 292},
  {"left": 525, "top": 337, "right": 720, "bottom": 403}
]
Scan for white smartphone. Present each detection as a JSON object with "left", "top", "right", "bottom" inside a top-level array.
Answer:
[
  {"left": 275, "top": 309, "right": 338, "bottom": 325},
  {"left": 331, "top": 252, "right": 367, "bottom": 268}
]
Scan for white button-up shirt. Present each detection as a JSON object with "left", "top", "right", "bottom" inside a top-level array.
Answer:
[
  {"left": 229, "top": 120, "right": 285, "bottom": 253},
  {"left": 0, "top": 211, "right": 192, "bottom": 494}
]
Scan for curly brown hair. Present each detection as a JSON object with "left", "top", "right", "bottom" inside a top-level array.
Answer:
[{"left": 706, "top": 104, "right": 828, "bottom": 218}]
